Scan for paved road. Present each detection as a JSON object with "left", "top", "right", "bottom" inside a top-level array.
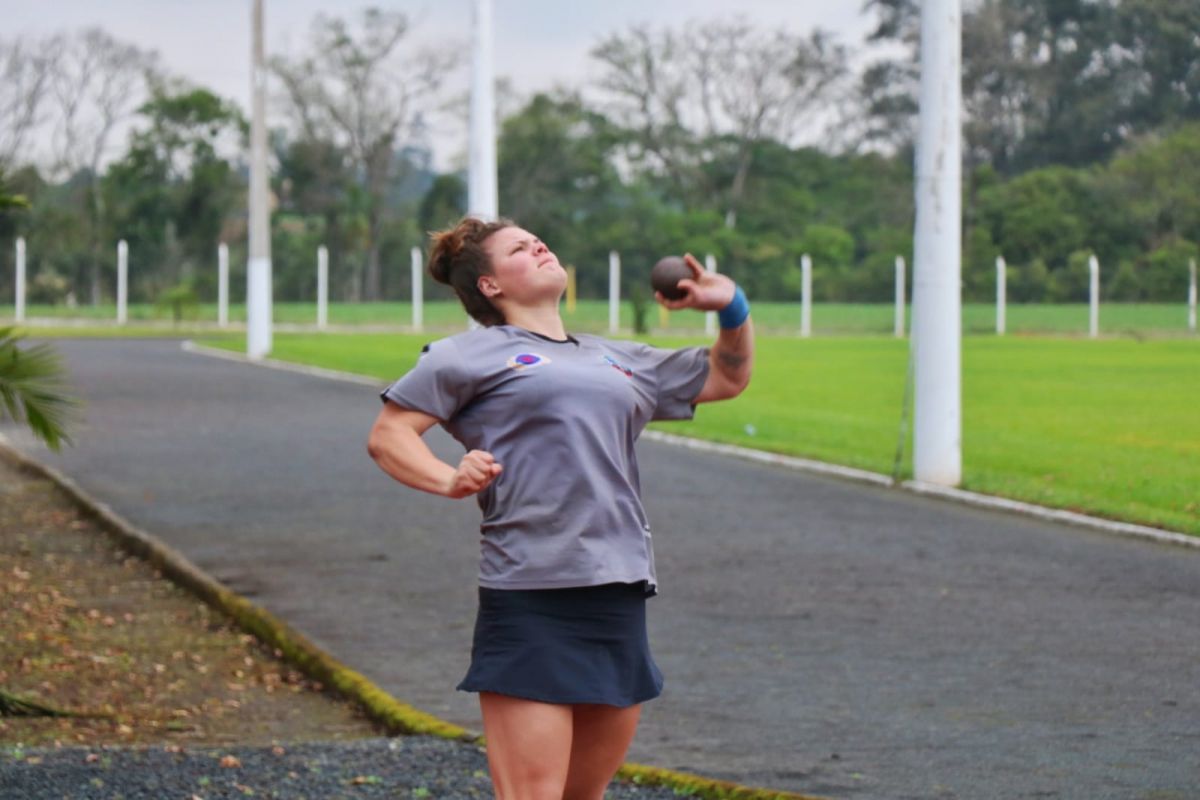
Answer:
[{"left": 5, "top": 338, "right": 1198, "bottom": 799}]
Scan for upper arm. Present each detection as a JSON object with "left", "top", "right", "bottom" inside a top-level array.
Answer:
[
  {"left": 368, "top": 401, "right": 440, "bottom": 455},
  {"left": 692, "top": 359, "right": 741, "bottom": 405}
]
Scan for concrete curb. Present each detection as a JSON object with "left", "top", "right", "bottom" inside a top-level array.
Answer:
[
  {"left": 0, "top": 429, "right": 825, "bottom": 800},
  {"left": 641, "top": 431, "right": 1199, "bottom": 551}
]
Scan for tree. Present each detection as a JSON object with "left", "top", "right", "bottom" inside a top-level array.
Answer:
[
  {"left": 46, "top": 28, "right": 157, "bottom": 305},
  {"left": 590, "top": 18, "right": 848, "bottom": 227},
  {"left": 0, "top": 36, "right": 54, "bottom": 170},
  {"left": 101, "top": 85, "right": 245, "bottom": 302},
  {"left": 271, "top": 7, "right": 458, "bottom": 301},
  {"left": 863, "top": 0, "right": 1200, "bottom": 172}
]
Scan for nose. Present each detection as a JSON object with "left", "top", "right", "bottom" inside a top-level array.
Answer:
[{"left": 532, "top": 240, "right": 548, "bottom": 256}]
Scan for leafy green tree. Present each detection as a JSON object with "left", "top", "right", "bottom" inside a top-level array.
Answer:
[
  {"left": 101, "top": 85, "right": 244, "bottom": 302},
  {"left": 418, "top": 174, "right": 466, "bottom": 235}
]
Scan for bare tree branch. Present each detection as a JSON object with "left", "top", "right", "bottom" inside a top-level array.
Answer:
[
  {"left": 270, "top": 7, "right": 460, "bottom": 300},
  {"left": 590, "top": 17, "right": 849, "bottom": 226},
  {"left": 0, "top": 37, "right": 55, "bottom": 170}
]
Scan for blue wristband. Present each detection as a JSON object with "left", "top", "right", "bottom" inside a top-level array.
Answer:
[{"left": 718, "top": 285, "right": 750, "bottom": 329}]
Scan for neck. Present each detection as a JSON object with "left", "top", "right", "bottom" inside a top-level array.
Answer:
[{"left": 501, "top": 302, "right": 567, "bottom": 340}]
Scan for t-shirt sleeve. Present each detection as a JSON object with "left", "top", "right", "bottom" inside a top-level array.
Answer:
[
  {"left": 627, "top": 342, "right": 711, "bottom": 421},
  {"left": 379, "top": 338, "right": 475, "bottom": 422}
]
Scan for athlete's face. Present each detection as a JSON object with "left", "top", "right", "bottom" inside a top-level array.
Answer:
[{"left": 480, "top": 227, "right": 567, "bottom": 305}]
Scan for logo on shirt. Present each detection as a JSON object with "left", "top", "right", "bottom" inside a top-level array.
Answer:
[
  {"left": 603, "top": 354, "right": 634, "bottom": 377},
  {"left": 506, "top": 352, "right": 551, "bottom": 371}
]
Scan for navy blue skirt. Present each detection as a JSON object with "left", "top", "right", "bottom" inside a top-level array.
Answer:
[{"left": 456, "top": 582, "right": 663, "bottom": 707}]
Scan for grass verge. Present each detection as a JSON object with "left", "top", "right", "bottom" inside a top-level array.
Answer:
[{"left": 196, "top": 331, "right": 1199, "bottom": 537}]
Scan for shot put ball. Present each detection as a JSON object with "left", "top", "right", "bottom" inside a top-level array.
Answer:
[{"left": 651, "top": 256, "right": 691, "bottom": 300}]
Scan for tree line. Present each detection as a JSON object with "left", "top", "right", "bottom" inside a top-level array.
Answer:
[{"left": 1, "top": 1, "right": 1197, "bottom": 310}]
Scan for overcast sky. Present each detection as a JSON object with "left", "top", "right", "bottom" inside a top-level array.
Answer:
[{"left": 5, "top": 1, "right": 886, "bottom": 169}]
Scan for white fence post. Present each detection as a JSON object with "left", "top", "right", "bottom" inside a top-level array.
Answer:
[
  {"left": 218, "top": 243, "right": 229, "bottom": 328},
  {"left": 608, "top": 251, "right": 620, "bottom": 334},
  {"left": 996, "top": 255, "right": 1006, "bottom": 335},
  {"left": 704, "top": 253, "right": 717, "bottom": 337},
  {"left": 800, "top": 253, "right": 812, "bottom": 338},
  {"left": 1088, "top": 254, "right": 1099, "bottom": 339},
  {"left": 14, "top": 237, "right": 25, "bottom": 323},
  {"left": 411, "top": 246, "right": 424, "bottom": 332},
  {"left": 316, "top": 245, "right": 329, "bottom": 330},
  {"left": 894, "top": 255, "right": 906, "bottom": 338},
  {"left": 117, "top": 240, "right": 128, "bottom": 325}
]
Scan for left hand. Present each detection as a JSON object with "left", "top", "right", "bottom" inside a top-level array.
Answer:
[{"left": 655, "top": 253, "right": 736, "bottom": 312}]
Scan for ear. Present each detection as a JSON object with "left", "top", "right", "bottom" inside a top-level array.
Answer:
[{"left": 478, "top": 275, "right": 502, "bottom": 298}]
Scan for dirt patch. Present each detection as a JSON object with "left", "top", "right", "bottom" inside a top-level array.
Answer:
[{"left": 0, "top": 459, "right": 382, "bottom": 748}]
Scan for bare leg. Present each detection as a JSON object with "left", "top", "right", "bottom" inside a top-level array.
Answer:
[
  {"left": 562, "top": 703, "right": 642, "bottom": 800},
  {"left": 479, "top": 692, "right": 573, "bottom": 800}
]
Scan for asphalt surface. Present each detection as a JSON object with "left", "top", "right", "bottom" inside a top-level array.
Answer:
[{"left": 3, "top": 337, "right": 1199, "bottom": 800}]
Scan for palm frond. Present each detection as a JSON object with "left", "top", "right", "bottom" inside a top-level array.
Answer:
[{"left": 0, "top": 327, "right": 78, "bottom": 451}]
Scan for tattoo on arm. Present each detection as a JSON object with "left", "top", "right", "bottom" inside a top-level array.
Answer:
[{"left": 716, "top": 349, "right": 748, "bottom": 370}]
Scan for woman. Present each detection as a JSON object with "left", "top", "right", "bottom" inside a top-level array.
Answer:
[{"left": 367, "top": 217, "right": 753, "bottom": 800}]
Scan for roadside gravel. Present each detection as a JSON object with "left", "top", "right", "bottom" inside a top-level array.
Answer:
[{"left": 1, "top": 737, "right": 687, "bottom": 799}]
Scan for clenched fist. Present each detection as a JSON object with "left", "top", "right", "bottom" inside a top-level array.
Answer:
[{"left": 445, "top": 449, "right": 503, "bottom": 498}]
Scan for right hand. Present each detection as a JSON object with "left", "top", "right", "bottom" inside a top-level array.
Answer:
[{"left": 445, "top": 450, "right": 503, "bottom": 498}]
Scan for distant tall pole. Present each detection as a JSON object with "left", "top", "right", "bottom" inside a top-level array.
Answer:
[
  {"left": 894, "top": 255, "right": 906, "bottom": 338},
  {"left": 468, "top": 0, "right": 497, "bottom": 221},
  {"left": 995, "top": 255, "right": 1006, "bottom": 335},
  {"left": 912, "top": 0, "right": 962, "bottom": 487},
  {"left": 800, "top": 254, "right": 812, "bottom": 338},
  {"left": 217, "top": 243, "right": 229, "bottom": 328},
  {"left": 116, "top": 240, "right": 128, "bottom": 325},
  {"left": 316, "top": 245, "right": 328, "bottom": 330},
  {"left": 704, "top": 254, "right": 717, "bottom": 337},
  {"left": 247, "top": 0, "right": 272, "bottom": 359},
  {"left": 411, "top": 246, "right": 424, "bottom": 332},
  {"left": 608, "top": 251, "right": 620, "bottom": 334},
  {"left": 14, "top": 237, "right": 25, "bottom": 323},
  {"left": 1187, "top": 258, "right": 1195, "bottom": 334},
  {"left": 1088, "top": 254, "right": 1100, "bottom": 339}
]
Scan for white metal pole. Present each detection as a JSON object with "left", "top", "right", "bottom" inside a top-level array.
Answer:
[
  {"left": 704, "top": 253, "right": 717, "bottom": 337},
  {"left": 468, "top": 0, "right": 497, "bottom": 221},
  {"left": 1088, "top": 254, "right": 1099, "bottom": 339},
  {"left": 316, "top": 245, "right": 328, "bottom": 330},
  {"left": 894, "top": 255, "right": 906, "bottom": 337},
  {"left": 912, "top": 0, "right": 962, "bottom": 487},
  {"left": 117, "top": 240, "right": 128, "bottom": 325},
  {"left": 608, "top": 251, "right": 620, "bottom": 334},
  {"left": 800, "top": 253, "right": 812, "bottom": 338},
  {"left": 411, "top": 246, "right": 424, "bottom": 332},
  {"left": 996, "top": 255, "right": 1006, "bottom": 335},
  {"left": 218, "top": 243, "right": 229, "bottom": 328},
  {"left": 14, "top": 237, "right": 25, "bottom": 323},
  {"left": 1188, "top": 258, "right": 1196, "bottom": 334},
  {"left": 247, "top": 0, "right": 273, "bottom": 358}
]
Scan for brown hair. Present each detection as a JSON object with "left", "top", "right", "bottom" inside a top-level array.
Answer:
[{"left": 427, "top": 216, "right": 514, "bottom": 327}]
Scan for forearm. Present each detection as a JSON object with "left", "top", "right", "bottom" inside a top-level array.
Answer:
[
  {"left": 710, "top": 315, "right": 754, "bottom": 393},
  {"left": 369, "top": 424, "right": 456, "bottom": 497}
]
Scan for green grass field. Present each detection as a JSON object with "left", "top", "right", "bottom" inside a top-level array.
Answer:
[
  {"left": 7, "top": 300, "right": 1196, "bottom": 336},
  {"left": 194, "top": 330, "right": 1199, "bottom": 537}
]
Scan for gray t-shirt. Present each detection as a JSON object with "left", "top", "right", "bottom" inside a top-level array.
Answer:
[{"left": 380, "top": 324, "right": 710, "bottom": 593}]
